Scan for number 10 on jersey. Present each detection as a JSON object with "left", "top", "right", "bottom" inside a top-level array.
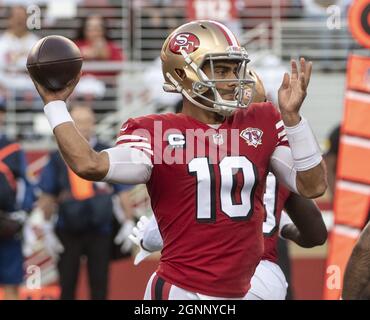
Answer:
[{"left": 188, "top": 156, "right": 258, "bottom": 222}]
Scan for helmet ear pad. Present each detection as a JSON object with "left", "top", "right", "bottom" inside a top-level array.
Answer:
[
  {"left": 175, "top": 68, "right": 186, "bottom": 80},
  {"left": 179, "top": 66, "right": 209, "bottom": 97},
  {"left": 178, "top": 63, "right": 214, "bottom": 108}
]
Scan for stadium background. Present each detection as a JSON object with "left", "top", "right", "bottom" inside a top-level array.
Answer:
[{"left": 0, "top": 0, "right": 369, "bottom": 300}]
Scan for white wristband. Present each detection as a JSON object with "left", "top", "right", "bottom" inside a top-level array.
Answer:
[
  {"left": 44, "top": 100, "right": 73, "bottom": 130},
  {"left": 285, "top": 117, "right": 322, "bottom": 171}
]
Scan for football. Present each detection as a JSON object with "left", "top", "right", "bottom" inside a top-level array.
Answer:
[{"left": 27, "top": 35, "right": 83, "bottom": 91}]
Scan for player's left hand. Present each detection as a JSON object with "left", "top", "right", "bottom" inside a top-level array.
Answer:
[{"left": 278, "top": 58, "right": 312, "bottom": 126}]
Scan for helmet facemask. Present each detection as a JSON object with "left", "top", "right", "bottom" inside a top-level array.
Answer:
[{"left": 179, "top": 47, "right": 256, "bottom": 116}]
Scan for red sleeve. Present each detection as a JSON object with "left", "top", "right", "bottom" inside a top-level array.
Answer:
[
  {"left": 116, "top": 117, "right": 154, "bottom": 162},
  {"left": 264, "top": 102, "right": 289, "bottom": 148},
  {"left": 248, "top": 101, "right": 289, "bottom": 148}
]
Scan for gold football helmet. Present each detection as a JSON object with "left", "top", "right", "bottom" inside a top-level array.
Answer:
[{"left": 161, "top": 20, "right": 255, "bottom": 116}]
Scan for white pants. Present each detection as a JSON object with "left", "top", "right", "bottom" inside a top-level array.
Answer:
[
  {"left": 144, "top": 260, "right": 287, "bottom": 300},
  {"left": 245, "top": 260, "right": 288, "bottom": 300},
  {"left": 144, "top": 273, "right": 247, "bottom": 300}
]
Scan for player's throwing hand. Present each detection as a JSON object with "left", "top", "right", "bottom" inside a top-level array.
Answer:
[{"left": 31, "top": 73, "right": 81, "bottom": 105}]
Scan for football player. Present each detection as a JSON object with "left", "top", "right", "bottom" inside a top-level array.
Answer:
[
  {"left": 129, "top": 71, "right": 327, "bottom": 300},
  {"left": 30, "top": 20, "right": 327, "bottom": 299}
]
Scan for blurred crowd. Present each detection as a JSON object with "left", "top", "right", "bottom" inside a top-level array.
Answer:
[{"left": 0, "top": 1, "right": 354, "bottom": 120}]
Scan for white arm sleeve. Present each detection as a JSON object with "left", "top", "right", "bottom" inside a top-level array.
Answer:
[
  {"left": 102, "top": 146, "right": 153, "bottom": 184},
  {"left": 270, "top": 145, "right": 299, "bottom": 194},
  {"left": 142, "top": 215, "right": 163, "bottom": 252}
]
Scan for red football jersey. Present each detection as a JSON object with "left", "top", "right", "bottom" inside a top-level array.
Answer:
[
  {"left": 117, "top": 102, "right": 288, "bottom": 297},
  {"left": 262, "top": 172, "right": 291, "bottom": 263}
]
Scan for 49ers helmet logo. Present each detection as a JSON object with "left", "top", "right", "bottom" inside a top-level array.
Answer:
[{"left": 169, "top": 33, "right": 200, "bottom": 55}]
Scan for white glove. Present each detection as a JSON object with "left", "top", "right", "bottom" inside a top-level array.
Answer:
[
  {"left": 43, "top": 221, "right": 64, "bottom": 260},
  {"left": 8, "top": 210, "right": 27, "bottom": 225},
  {"left": 114, "top": 220, "right": 135, "bottom": 254},
  {"left": 128, "top": 216, "right": 154, "bottom": 266}
]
